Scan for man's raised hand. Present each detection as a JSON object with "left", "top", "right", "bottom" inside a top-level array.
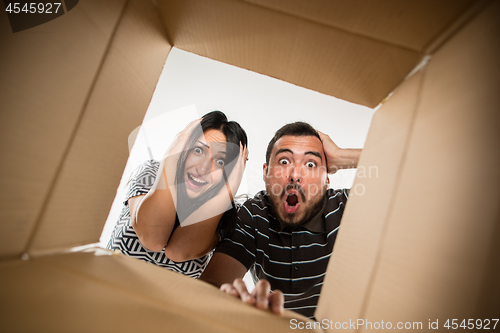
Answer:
[{"left": 318, "top": 130, "right": 361, "bottom": 173}]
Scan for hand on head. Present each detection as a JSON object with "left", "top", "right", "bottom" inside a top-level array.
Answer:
[
  {"left": 165, "top": 111, "right": 249, "bottom": 227},
  {"left": 166, "top": 113, "right": 248, "bottom": 198},
  {"left": 317, "top": 131, "right": 341, "bottom": 174},
  {"left": 165, "top": 119, "right": 202, "bottom": 159},
  {"left": 225, "top": 143, "right": 249, "bottom": 200},
  {"left": 220, "top": 278, "right": 284, "bottom": 315},
  {"left": 318, "top": 130, "right": 361, "bottom": 172},
  {"left": 161, "top": 119, "right": 202, "bottom": 190}
]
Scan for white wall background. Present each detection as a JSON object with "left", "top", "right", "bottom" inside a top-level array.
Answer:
[{"left": 100, "top": 47, "right": 376, "bottom": 249}]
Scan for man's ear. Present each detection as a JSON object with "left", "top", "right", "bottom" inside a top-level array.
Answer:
[{"left": 263, "top": 163, "right": 268, "bottom": 182}]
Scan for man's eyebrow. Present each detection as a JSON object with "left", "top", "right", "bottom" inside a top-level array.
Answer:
[
  {"left": 275, "top": 148, "right": 293, "bottom": 157},
  {"left": 305, "top": 151, "right": 322, "bottom": 161},
  {"left": 275, "top": 148, "right": 322, "bottom": 160}
]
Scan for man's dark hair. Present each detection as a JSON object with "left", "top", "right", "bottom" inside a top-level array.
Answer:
[{"left": 265, "top": 122, "right": 321, "bottom": 165}]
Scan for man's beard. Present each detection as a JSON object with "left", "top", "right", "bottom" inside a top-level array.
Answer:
[{"left": 266, "top": 182, "right": 327, "bottom": 230}]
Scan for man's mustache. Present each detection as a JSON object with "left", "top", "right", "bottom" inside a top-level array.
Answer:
[{"left": 281, "top": 183, "right": 306, "bottom": 202}]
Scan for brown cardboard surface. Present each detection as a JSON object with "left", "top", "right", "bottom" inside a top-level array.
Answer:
[
  {"left": 1, "top": 0, "right": 499, "bottom": 330},
  {"left": 26, "top": 0, "right": 171, "bottom": 255},
  {"left": 474, "top": 207, "right": 500, "bottom": 319},
  {"left": 0, "top": 251, "right": 319, "bottom": 332},
  {"left": 157, "top": 0, "right": 422, "bottom": 108},
  {"left": 359, "top": 0, "right": 500, "bottom": 326},
  {"left": 243, "top": 0, "right": 477, "bottom": 52},
  {"left": 316, "top": 70, "right": 424, "bottom": 326},
  {"left": 0, "top": 0, "right": 127, "bottom": 258}
]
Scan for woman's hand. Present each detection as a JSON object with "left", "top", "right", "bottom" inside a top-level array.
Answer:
[
  {"left": 161, "top": 119, "right": 202, "bottom": 190},
  {"left": 225, "top": 143, "right": 249, "bottom": 201},
  {"left": 165, "top": 119, "right": 201, "bottom": 158}
]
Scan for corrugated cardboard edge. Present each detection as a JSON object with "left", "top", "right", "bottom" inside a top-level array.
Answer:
[
  {"left": 0, "top": 0, "right": 128, "bottom": 259},
  {"left": 317, "top": 0, "right": 500, "bottom": 326},
  {"left": 316, "top": 68, "right": 425, "bottom": 326},
  {"left": 0, "top": 251, "right": 321, "bottom": 332},
  {"left": 26, "top": 0, "right": 172, "bottom": 255},
  {"left": 157, "top": 0, "right": 423, "bottom": 108}
]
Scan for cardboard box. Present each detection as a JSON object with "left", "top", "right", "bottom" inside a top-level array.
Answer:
[{"left": 1, "top": 0, "right": 498, "bottom": 331}]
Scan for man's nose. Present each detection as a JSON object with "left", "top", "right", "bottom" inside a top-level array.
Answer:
[{"left": 289, "top": 165, "right": 301, "bottom": 183}]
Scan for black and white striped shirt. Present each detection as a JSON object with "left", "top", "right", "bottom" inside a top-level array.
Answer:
[{"left": 216, "top": 188, "right": 349, "bottom": 319}]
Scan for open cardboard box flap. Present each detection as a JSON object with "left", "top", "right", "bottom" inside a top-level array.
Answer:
[
  {"left": 157, "top": 0, "right": 477, "bottom": 108},
  {"left": 0, "top": 250, "right": 318, "bottom": 332},
  {"left": 1, "top": 0, "right": 499, "bottom": 331}
]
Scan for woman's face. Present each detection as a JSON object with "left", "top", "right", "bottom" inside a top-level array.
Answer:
[{"left": 184, "top": 129, "right": 227, "bottom": 199}]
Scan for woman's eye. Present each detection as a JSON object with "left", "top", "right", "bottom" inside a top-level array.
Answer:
[
  {"left": 306, "top": 161, "right": 317, "bottom": 168},
  {"left": 193, "top": 147, "right": 203, "bottom": 155},
  {"left": 279, "top": 159, "right": 289, "bottom": 165},
  {"left": 215, "top": 159, "right": 225, "bottom": 167}
]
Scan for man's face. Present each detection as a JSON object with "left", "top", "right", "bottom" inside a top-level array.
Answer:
[{"left": 264, "top": 135, "right": 329, "bottom": 227}]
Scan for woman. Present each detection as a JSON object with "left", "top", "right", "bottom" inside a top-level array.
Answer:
[{"left": 107, "top": 111, "right": 248, "bottom": 278}]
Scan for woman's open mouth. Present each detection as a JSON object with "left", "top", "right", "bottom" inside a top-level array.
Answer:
[{"left": 186, "top": 173, "right": 208, "bottom": 189}]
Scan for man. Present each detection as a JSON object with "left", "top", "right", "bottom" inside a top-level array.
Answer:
[{"left": 200, "top": 122, "right": 361, "bottom": 319}]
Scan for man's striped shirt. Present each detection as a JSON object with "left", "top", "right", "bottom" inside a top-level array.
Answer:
[{"left": 216, "top": 188, "right": 349, "bottom": 319}]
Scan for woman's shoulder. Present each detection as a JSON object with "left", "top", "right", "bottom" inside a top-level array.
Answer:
[
  {"left": 129, "top": 159, "right": 160, "bottom": 180},
  {"left": 139, "top": 159, "right": 161, "bottom": 172},
  {"left": 125, "top": 160, "right": 161, "bottom": 202}
]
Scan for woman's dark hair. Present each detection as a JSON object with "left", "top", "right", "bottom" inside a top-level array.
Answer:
[{"left": 175, "top": 111, "right": 247, "bottom": 239}]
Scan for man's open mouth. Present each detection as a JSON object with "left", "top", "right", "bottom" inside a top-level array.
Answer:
[
  {"left": 187, "top": 173, "right": 207, "bottom": 186},
  {"left": 284, "top": 192, "right": 300, "bottom": 214},
  {"left": 287, "top": 193, "right": 298, "bottom": 206}
]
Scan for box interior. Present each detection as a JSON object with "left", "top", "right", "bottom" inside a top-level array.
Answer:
[{"left": 1, "top": 0, "right": 498, "bottom": 330}]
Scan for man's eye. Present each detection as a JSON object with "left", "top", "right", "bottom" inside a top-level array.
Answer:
[
  {"left": 279, "top": 159, "right": 289, "bottom": 165},
  {"left": 306, "top": 161, "right": 317, "bottom": 168},
  {"left": 215, "top": 159, "right": 225, "bottom": 167}
]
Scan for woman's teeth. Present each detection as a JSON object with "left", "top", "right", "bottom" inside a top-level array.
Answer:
[{"left": 188, "top": 173, "right": 207, "bottom": 185}]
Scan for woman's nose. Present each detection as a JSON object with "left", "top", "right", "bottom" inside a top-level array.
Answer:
[{"left": 197, "top": 156, "right": 213, "bottom": 175}]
